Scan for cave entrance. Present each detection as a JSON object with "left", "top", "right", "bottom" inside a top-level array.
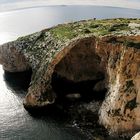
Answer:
[
  {"left": 4, "top": 69, "right": 32, "bottom": 90},
  {"left": 51, "top": 37, "right": 107, "bottom": 104}
]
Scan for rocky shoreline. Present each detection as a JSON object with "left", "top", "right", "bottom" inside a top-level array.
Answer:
[{"left": 0, "top": 18, "right": 140, "bottom": 139}]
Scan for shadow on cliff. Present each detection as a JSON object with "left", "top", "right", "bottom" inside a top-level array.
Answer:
[
  {"left": 3, "top": 68, "right": 107, "bottom": 111},
  {"left": 52, "top": 72, "right": 107, "bottom": 105},
  {"left": 3, "top": 69, "right": 32, "bottom": 100},
  {"left": 4, "top": 69, "right": 32, "bottom": 91}
]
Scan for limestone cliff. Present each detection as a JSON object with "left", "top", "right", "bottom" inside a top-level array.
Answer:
[{"left": 0, "top": 18, "right": 140, "bottom": 135}]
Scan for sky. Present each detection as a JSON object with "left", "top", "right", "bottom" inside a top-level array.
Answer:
[{"left": 0, "top": 0, "right": 140, "bottom": 12}]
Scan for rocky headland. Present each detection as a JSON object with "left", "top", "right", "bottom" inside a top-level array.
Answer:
[{"left": 0, "top": 18, "right": 140, "bottom": 139}]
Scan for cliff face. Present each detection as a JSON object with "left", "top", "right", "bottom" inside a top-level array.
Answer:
[
  {"left": 98, "top": 36, "right": 140, "bottom": 133},
  {"left": 0, "top": 18, "right": 140, "bottom": 134}
]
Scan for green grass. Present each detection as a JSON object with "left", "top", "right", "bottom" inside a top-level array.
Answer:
[{"left": 49, "top": 18, "right": 140, "bottom": 41}]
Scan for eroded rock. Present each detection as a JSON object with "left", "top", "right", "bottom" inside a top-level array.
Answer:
[
  {"left": 0, "top": 18, "right": 140, "bottom": 135},
  {"left": 131, "top": 132, "right": 140, "bottom": 140}
]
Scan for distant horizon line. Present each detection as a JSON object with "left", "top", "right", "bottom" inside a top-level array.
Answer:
[
  {"left": 1, "top": 5, "right": 140, "bottom": 14},
  {"left": 0, "top": 0, "right": 140, "bottom": 13}
]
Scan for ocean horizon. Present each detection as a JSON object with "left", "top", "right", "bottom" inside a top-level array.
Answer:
[{"left": 0, "top": 0, "right": 140, "bottom": 12}]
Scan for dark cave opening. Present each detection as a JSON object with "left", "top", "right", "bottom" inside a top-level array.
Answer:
[
  {"left": 51, "top": 38, "right": 107, "bottom": 104},
  {"left": 51, "top": 71, "right": 109, "bottom": 140},
  {"left": 4, "top": 69, "right": 32, "bottom": 90},
  {"left": 51, "top": 72, "right": 107, "bottom": 104}
]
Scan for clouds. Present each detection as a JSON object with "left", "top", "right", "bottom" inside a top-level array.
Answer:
[{"left": 0, "top": 0, "right": 140, "bottom": 12}]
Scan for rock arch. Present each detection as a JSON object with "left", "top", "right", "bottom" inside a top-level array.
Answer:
[
  {"left": 22, "top": 35, "right": 140, "bottom": 134},
  {"left": 24, "top": 36, "right": 106, "bottom": 107},
  {"left": 0, "top": 19, "right": 140, "bottom": 135}
]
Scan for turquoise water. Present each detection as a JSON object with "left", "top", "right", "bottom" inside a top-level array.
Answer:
[{"left": 0, "top": 5, "right": 140, "bottom": 140}]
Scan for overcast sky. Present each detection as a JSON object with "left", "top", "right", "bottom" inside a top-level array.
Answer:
[{"left": 0, "top": 0, "right": 140, "bottom": 12}]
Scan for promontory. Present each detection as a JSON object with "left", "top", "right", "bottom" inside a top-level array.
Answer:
[{"left": 0, "top": 18, "right": 140, "bottom": 136}]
